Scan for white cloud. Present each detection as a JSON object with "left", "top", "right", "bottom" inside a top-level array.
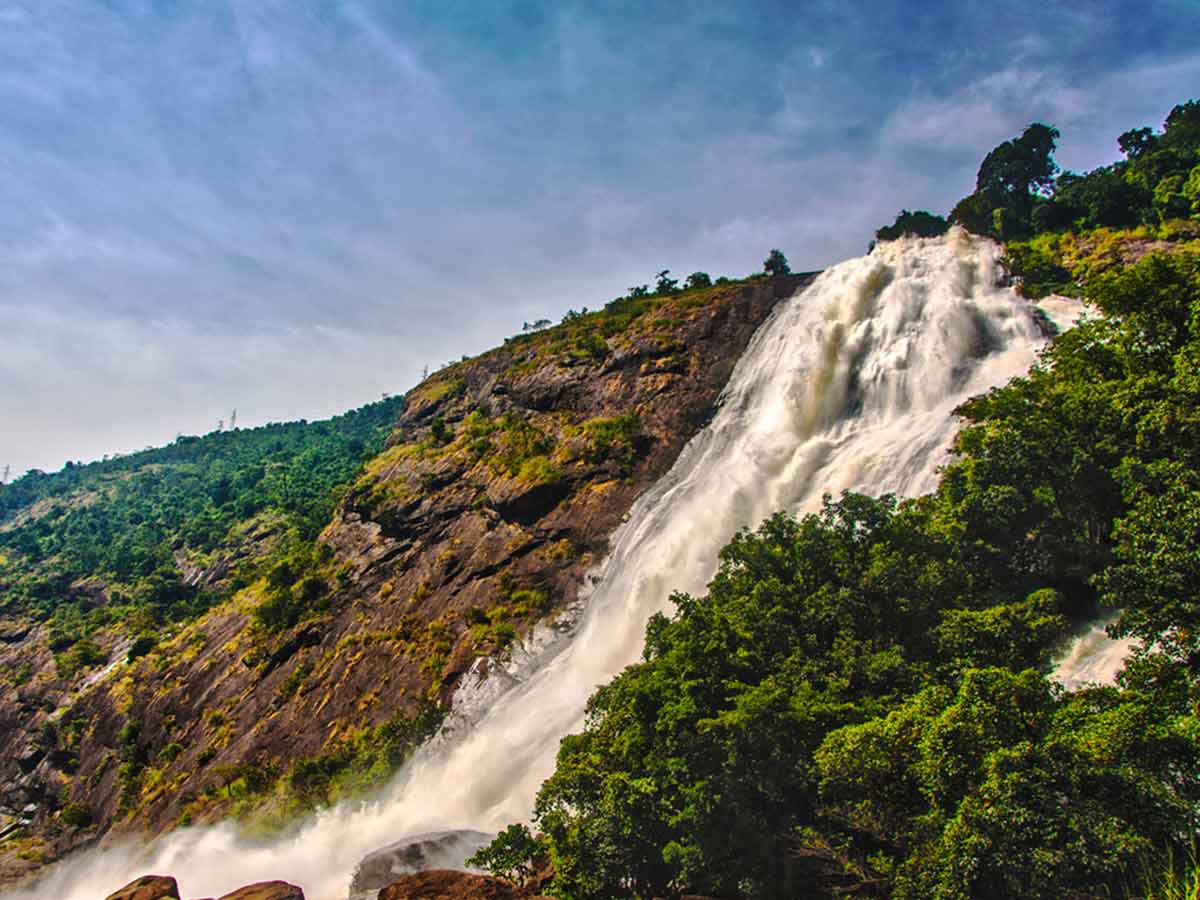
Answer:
[{"left": 880, "top": 51, "right": 1200, "bottom": 171}]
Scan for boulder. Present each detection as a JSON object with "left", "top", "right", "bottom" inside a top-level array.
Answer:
[
  {"left": 216, "top": 882, "right": 304, "bottom": 900},
  {"left": 104, "top": 875, "right": 180, "bottom": 900},
  {"left": 378, "top": 870, "right": 554, "bottom": 900},
  {"left": 350, "top": 831, "right": 492, "bottom": 900}
]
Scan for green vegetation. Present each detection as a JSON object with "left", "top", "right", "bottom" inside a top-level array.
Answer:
[
  {"left": 1139, "top": 847, "right": 1200, "bottom": 900},
  {"left": 58, "top": 803, "right": 91, "bottom": 829},
  {"left": 496, "top": 257, "right": 794, "bottom": 379},
  {"left": 763, "top": 248, "right": 790, "bottom": 276},
  {"left": 875, "top": 209, "right": 950, "bottom": 243},
  {"left": 211, "top": 704, "right": 444, "bottom": 833},
  {"left": 572, "top": 412, "right": 641, "bottom": 472},
  {"left": 466, "top": 823, "right": 546, "bottom": 885},
  {"left": 471, "top": 105, "right": 1200, "bottom": 900},
  {"left": 0, "top": 396, "right": 402, "bottom": 654},
  {"left": 949, "top": 101, "right": 1199, "bottom": 243},
  {"left": 250, "top": 540, "right": 341, "bottom": 634}
]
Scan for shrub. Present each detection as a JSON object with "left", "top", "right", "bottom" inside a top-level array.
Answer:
[
  {"left": 59, "top": 803, "right": 92, "bottom": 828},
  {"left": 467, "top": 824, "right": 544, "bottom": 884},
  {"left": 763, "top": 248, "right": 791, "bottom": 275}
]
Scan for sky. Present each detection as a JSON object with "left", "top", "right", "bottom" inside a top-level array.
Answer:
[{"left": 1, "top": 0, "right": 1198, "bottom": 477}]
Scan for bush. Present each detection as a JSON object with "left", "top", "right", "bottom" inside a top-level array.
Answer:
[
  {"left": 59, "top": 803, "right": 92, "bottom": 828},
  {"left": 875, "top": 209, "right": 950, "bottom": 242},
  {"left": 763, "top": 248, "right": 790, "bottom": 276},
  {"left": 467, "top": 824, "right": 544, "bottom": 884}
]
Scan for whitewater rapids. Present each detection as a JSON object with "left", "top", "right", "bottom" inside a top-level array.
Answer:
[{"left": 12, "top": 230, "right": 1116, "bottom": 900}]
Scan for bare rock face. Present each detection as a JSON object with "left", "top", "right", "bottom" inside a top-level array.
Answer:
[
  {"left": 104, "top": 875, "right": 181, "bottom": 900},
  {"left": 350, "top": 831, "right": 493, "bottom": 900},
  {"left": 378, "top": 870, "right": 553, "bottom": 900},
  {"left": 216, "top": 882, "right": 305, "bottom": 900}
]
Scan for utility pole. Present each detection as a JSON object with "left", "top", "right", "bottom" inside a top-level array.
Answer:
[{"left": 229, "top": 408, "right": 237, "bottom": 430}]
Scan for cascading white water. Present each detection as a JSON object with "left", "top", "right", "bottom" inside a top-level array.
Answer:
[
  {"left": 10, "top": 230, "right": 1111, "bottom": 900},
  {"left": 1053, "top": 613, "right": 1139, "bottom": 690}
]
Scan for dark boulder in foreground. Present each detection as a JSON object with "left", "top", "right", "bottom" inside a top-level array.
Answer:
[
  {"left": 102, "top": 875, "right": 304, "bottom": 900},
  {"left": 378, "top": 870, "right": 554, "bottom": 900},
  {"left": 104, "top": 875, "right": 180, "bottom": 900},
  {"left": 215, "top": 882, "right": 305, "bottom": 900}
]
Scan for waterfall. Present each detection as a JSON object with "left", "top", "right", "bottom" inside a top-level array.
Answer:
[
  {"left": 9, "top": 230, "right": 1107, "bottom": 900},
  {"left": 1052, "top": 613, "right": 1139, "bottom": 691}
]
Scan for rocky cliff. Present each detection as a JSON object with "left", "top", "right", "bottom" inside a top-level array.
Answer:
[{"left": 0, "top": 273, "right": 812, "bottom": 886}]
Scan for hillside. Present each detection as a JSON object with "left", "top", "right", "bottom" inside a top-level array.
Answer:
[{"left": 0, "top": 271, "right": 811, "bottom": 883}]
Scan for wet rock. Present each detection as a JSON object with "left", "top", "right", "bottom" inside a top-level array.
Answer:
[
  {"left": 350, "top": 831, "right": 492, "bottom": 900},
  {"left": 103, "top": 874, "right": 180, "bottom": 900},
  {"left": 216, "top": 881, "right": 304, "bottom": 900}
]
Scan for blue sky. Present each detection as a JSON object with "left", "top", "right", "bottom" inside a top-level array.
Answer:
[{"left": 2, "top": 0, "right": 1198, "bottom": 475}]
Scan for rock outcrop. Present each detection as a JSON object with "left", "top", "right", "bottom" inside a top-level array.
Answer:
[
  {"left": 104, "top": 875, "right": 181, "bottom": 900},
  {"left": 216, "top": 881, "right": 304, "bottom": 900},
  {"left": 103, "top": 875, "right": 303, "bottom": 900},
  {"left": 378, "top": 870, "right": 554, "bottom": 900}
]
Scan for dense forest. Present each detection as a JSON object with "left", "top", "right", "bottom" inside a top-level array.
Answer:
[
  {"left": 466, "top": 102, "right": 1200, "bottom": 899},
  {"left": 0, "top": 397, "right": 403, "bottom": 665}
]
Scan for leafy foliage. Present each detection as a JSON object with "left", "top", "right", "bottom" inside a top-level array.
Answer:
[
  {"left": 875, "top": 209, "right": 950, "bottom": 243},
  {"left": 763, "top": 248, "right": 791, "bottom": 276},
  {"left": 941, "top": 100, "right": 1199, "bottom": 243},
  {"left": 467, "top": 824, "right": 545, "bottom": 884},
  {"left": 192, "top": 704, "right": 444, "bottom": 834}
]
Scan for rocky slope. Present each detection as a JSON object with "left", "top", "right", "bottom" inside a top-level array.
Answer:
[{"left": 0, "top": 273, "right": 811, "bottom": 886}]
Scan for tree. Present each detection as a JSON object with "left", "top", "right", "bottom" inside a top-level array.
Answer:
[
  {"left": 1185, "top": 164, "right": 1200, "bottom": 214},
  {"left": 654, "top": 269, "right": 679, "bottom": 294},
  {"left": 1162, "top": 99, "right": 1200, "bottom": 151},
  {"left": 1100, "top": 463, "right": 1200, "bottom": 662},
  {"left": 948, "top": 191, "right": 997, "bottom": 235},
  {"left": 684, "top": 271, "right": 712, "bottom": 290},
  {"left": 971, "top": 123, "right": 1060, "bottom": 235},
  {"left": 817, "top": 667, "right": 1199, "bottom": 900},
  {"left": 467, "top": 824, "right": 544, "bottom": 885},
  {"left": 875, "top": 209, "right": 950, "bottom": 242},
  {"left": 976, "top": 123, "right": 1060, "bottom": 202},
  {"left": 763, "top": 248, "right": 790, "bottom": 276},
  {"left": 1118, "top": 126, "right": 1157, "bottom": 159}
]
